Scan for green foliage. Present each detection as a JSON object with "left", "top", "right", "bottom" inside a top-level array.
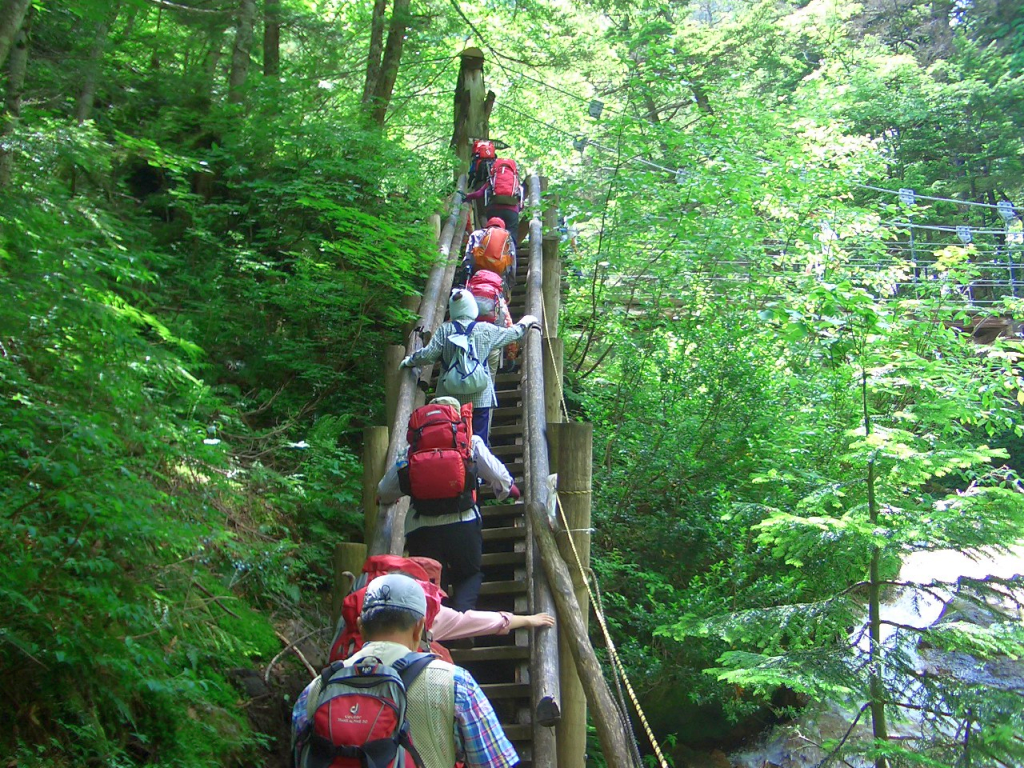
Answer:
[
  {"left": 0, "top": 1, "right": 444, "bottom": 762},
  {"left": 3, "top": 0, "right": 1024, "bottom": 764}
]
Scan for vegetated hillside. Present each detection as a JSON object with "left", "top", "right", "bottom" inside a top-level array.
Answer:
[
  {"left": 0, "top": 1, "right": 445, "bottom": 764},
  {"left": 2, "top": 0, "right": 1023, "bottom": 766}
]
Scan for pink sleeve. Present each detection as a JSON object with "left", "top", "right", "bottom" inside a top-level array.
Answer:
[
  {"left": 465, "top": 185, "right": 486, "bottom": 201},
  {"left": 432, "top": 605, "right": 513, "bottom": 641}
]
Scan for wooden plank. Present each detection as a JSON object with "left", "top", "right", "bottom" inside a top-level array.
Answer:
[
  {"left": 481, "top": 682, "right": 532, "bottom": 699},
  {"left": 482, "top": 526, "right": 527, "bottom": 542},
  {"left": 481, "top": 551, "right": 527, "bottom": 567},
  {"left": 479, "top": 580, "right": 528, "bottom": 596},
  {"left": 480, "top": 501, "right": 525, "bottom": 517},
  {"left": 450, "top": 645, "right": 531, "bottom": 663},
  {"left": 502, "top": 724, "right": 533, "bottom": 741},
  {"left": 489, "top": 424, "right": 526, "bottom": 438},
  {"left": 487, "top": 443, "right": 524, "bottom": 458},
  {"left": 491, "top": 405, "right": 524, "bottom": 419}
]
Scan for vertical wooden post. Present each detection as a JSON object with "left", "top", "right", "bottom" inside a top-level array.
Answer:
[
  {"left": 402, "top": 293, "right": 422, "bottom": 337},
  {"left": 454, "top": 48, "right": 486, "bottom": 179},
  {"left": 542, "top": 236, "right": 561, "bottom": 340},
  {"left": 331, "top": 542, "right": 367, "bottom": 631},
  {"left": 429, "top": 212, "right": 441, "bottom": 242},
  {"left": 553, "top": 423, "right": 593, "bottom": 768},
  {"left": 544, "top": 337, "right": 564, "bottom": 472},
  {"left": 362, "top": 426, "right": 389, "bottom": 546},
  {"left": 384, "top": 345, "right": 404, "bottom": 430}
]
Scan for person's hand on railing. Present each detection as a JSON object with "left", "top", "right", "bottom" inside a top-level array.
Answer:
[{"left": 518, "top": 314, "right": 540, "bottom": 330}]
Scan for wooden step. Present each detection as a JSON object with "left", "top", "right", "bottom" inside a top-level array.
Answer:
[
  {"left": 449, "top": 644, "right": 531, "bottom": 663},
  {"left": 495, "top": 373, "right": 522, "bottom": 385},
  {"left": 502, "top": 724, "right": 533, "bottom": 741},
  {"left": 495, "top": 391, "right": 523, "bottom": 406},
  {"left": 481, "top": 526, "right": 526, "bottom": 542},
  {"left": 489, "top": 424, "right": 524, "bottom": 437},
  {"left": 479, "top": 580, "right": 528, "bottom": 596},
  {"left": 487, "top": 443, "right": 523, "bottom": 458},
  {"left": 481, "top": 551, "right": 527, "bottom": 567},
  {"left": 503, "top": 460, "right": 524, "bottom": 476},
  {"left": 491, "top": 405, "right": 524, "bottom": 420},
  {"left": 480, "top": 501, "right": 525, "bottom": 518},
  {"left": 481, "top": 682, "right": 531, "bottom": 700}
]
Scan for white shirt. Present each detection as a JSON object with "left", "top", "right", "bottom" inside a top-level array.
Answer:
[{"left": 377, "top": 435, "right": 513, "bottom": 536}]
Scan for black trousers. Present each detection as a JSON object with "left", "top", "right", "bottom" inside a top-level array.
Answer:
[{"left": 405, "top": 517, "right": 483, "bottom": 612}]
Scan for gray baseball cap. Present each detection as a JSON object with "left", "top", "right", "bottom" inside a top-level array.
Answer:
[{"left": 362, "top": 573, "right": 427, "bottom": 618}]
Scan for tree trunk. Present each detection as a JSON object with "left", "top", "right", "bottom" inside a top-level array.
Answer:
[
  {"left": 75, "top": 6, "right": 120, "bottom": 124},
  {"left": 0, "top": 3, "right": 31, "bottom": 188},
  {"left": 363, "top": 0, "right": 411, "bottom": 126},
  {"left": 862, "top": 369, "right": 890, "bottom": 768},
  {"left": 0, "top": 0, "right": 30, "bottom": 71},
  {"left": 361, "top": 0, "right": 387, "bottom": 105},
  {"left": 228, "top": 0, "right": 256, "bottom": 104},
  {"left": 262, "top": 0, "right": 279, "bottom": 77}
]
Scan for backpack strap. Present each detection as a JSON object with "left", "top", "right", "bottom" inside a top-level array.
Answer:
[
  {"left": 391, "top": 652, "right": 436, "bottom": 768},
  {"left": 392, "top": 651, "right": 435, "bottom": 686},
  {"left": 443, "top": 323, "right": 464, "bottom": 375},
  {"left": 443, "top": 322, "right": 478, "bottom": 376}
]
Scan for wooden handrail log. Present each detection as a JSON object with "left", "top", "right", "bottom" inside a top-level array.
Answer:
[
  {"left": 370, "top": 176, "right": 468, "bottom": 557},
  {"left": 524, "top": 175, "right": 560, "bottom": 759},
  {"left": 525, "top": 502, "right": 636, "bottom": 767}
]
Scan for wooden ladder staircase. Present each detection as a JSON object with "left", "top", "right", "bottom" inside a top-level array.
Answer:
[{"left": 442, "top": 247, "right": 537, "bottom": 767}]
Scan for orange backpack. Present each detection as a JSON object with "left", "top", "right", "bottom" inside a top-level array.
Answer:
[{"left": 472, "top": 226, "right": 513, "bottom": 275}]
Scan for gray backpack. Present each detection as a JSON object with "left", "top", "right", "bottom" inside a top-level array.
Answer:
[{"left": 440, "top": 321, "right": 490, "bottom": 395}]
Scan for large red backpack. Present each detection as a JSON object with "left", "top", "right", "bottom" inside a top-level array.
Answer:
[
  {"left": 329, "top": 556, "right": 453, "bottom": 664},
  {"left": 488, "top": 157, "right": 521, "bottom": 205},
  {"left": 467, "top": 270, "right": 505, "bottom": 323},
  {"left": 398, "top": 402, "right": 477, "bottom": 516}
]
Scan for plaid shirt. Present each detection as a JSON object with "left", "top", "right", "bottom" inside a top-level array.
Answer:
[
  {"left": 405, "top": 320, "right": 525, "bottom": 409},
  {"left": 291, "top": 653, "right": 519, "bottom": 768}
]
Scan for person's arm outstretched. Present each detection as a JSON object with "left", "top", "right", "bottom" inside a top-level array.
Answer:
[{"left": 401, "top": 324, "right": 447, "bottom": 369}]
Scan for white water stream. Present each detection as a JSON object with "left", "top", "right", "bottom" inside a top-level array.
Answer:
[{"left": 729, "top": 547, "right": 1024, "bottom": 768}]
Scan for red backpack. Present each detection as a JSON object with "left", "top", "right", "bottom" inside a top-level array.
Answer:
[
  {"left": 467, "top": 270, "right": 505, "bottom": 323},
  {"left": 329, "top": 556, "right": 453, "bottom": 664},
  {"left": 295, "top": 651, "right": 433, "bottom": 768},
  {"left": 469, "top": 140, "right": 496, "bottom": 191},
  {"left": 488, "top": 157, "right": 521, "bottom": 205},
  {"left": 330, "top": 587, "right": 453, "bottom": 665},
  {"left": 398, "top": 402, "right": 477, "bottom": 516},
  {"left": 472, "top": 140, "right": 496, "bottom": 159}
]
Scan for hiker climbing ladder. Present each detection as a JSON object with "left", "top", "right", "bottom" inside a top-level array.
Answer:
[{"left": 341, "top": 46, "right": 649, "bottom": 768}]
